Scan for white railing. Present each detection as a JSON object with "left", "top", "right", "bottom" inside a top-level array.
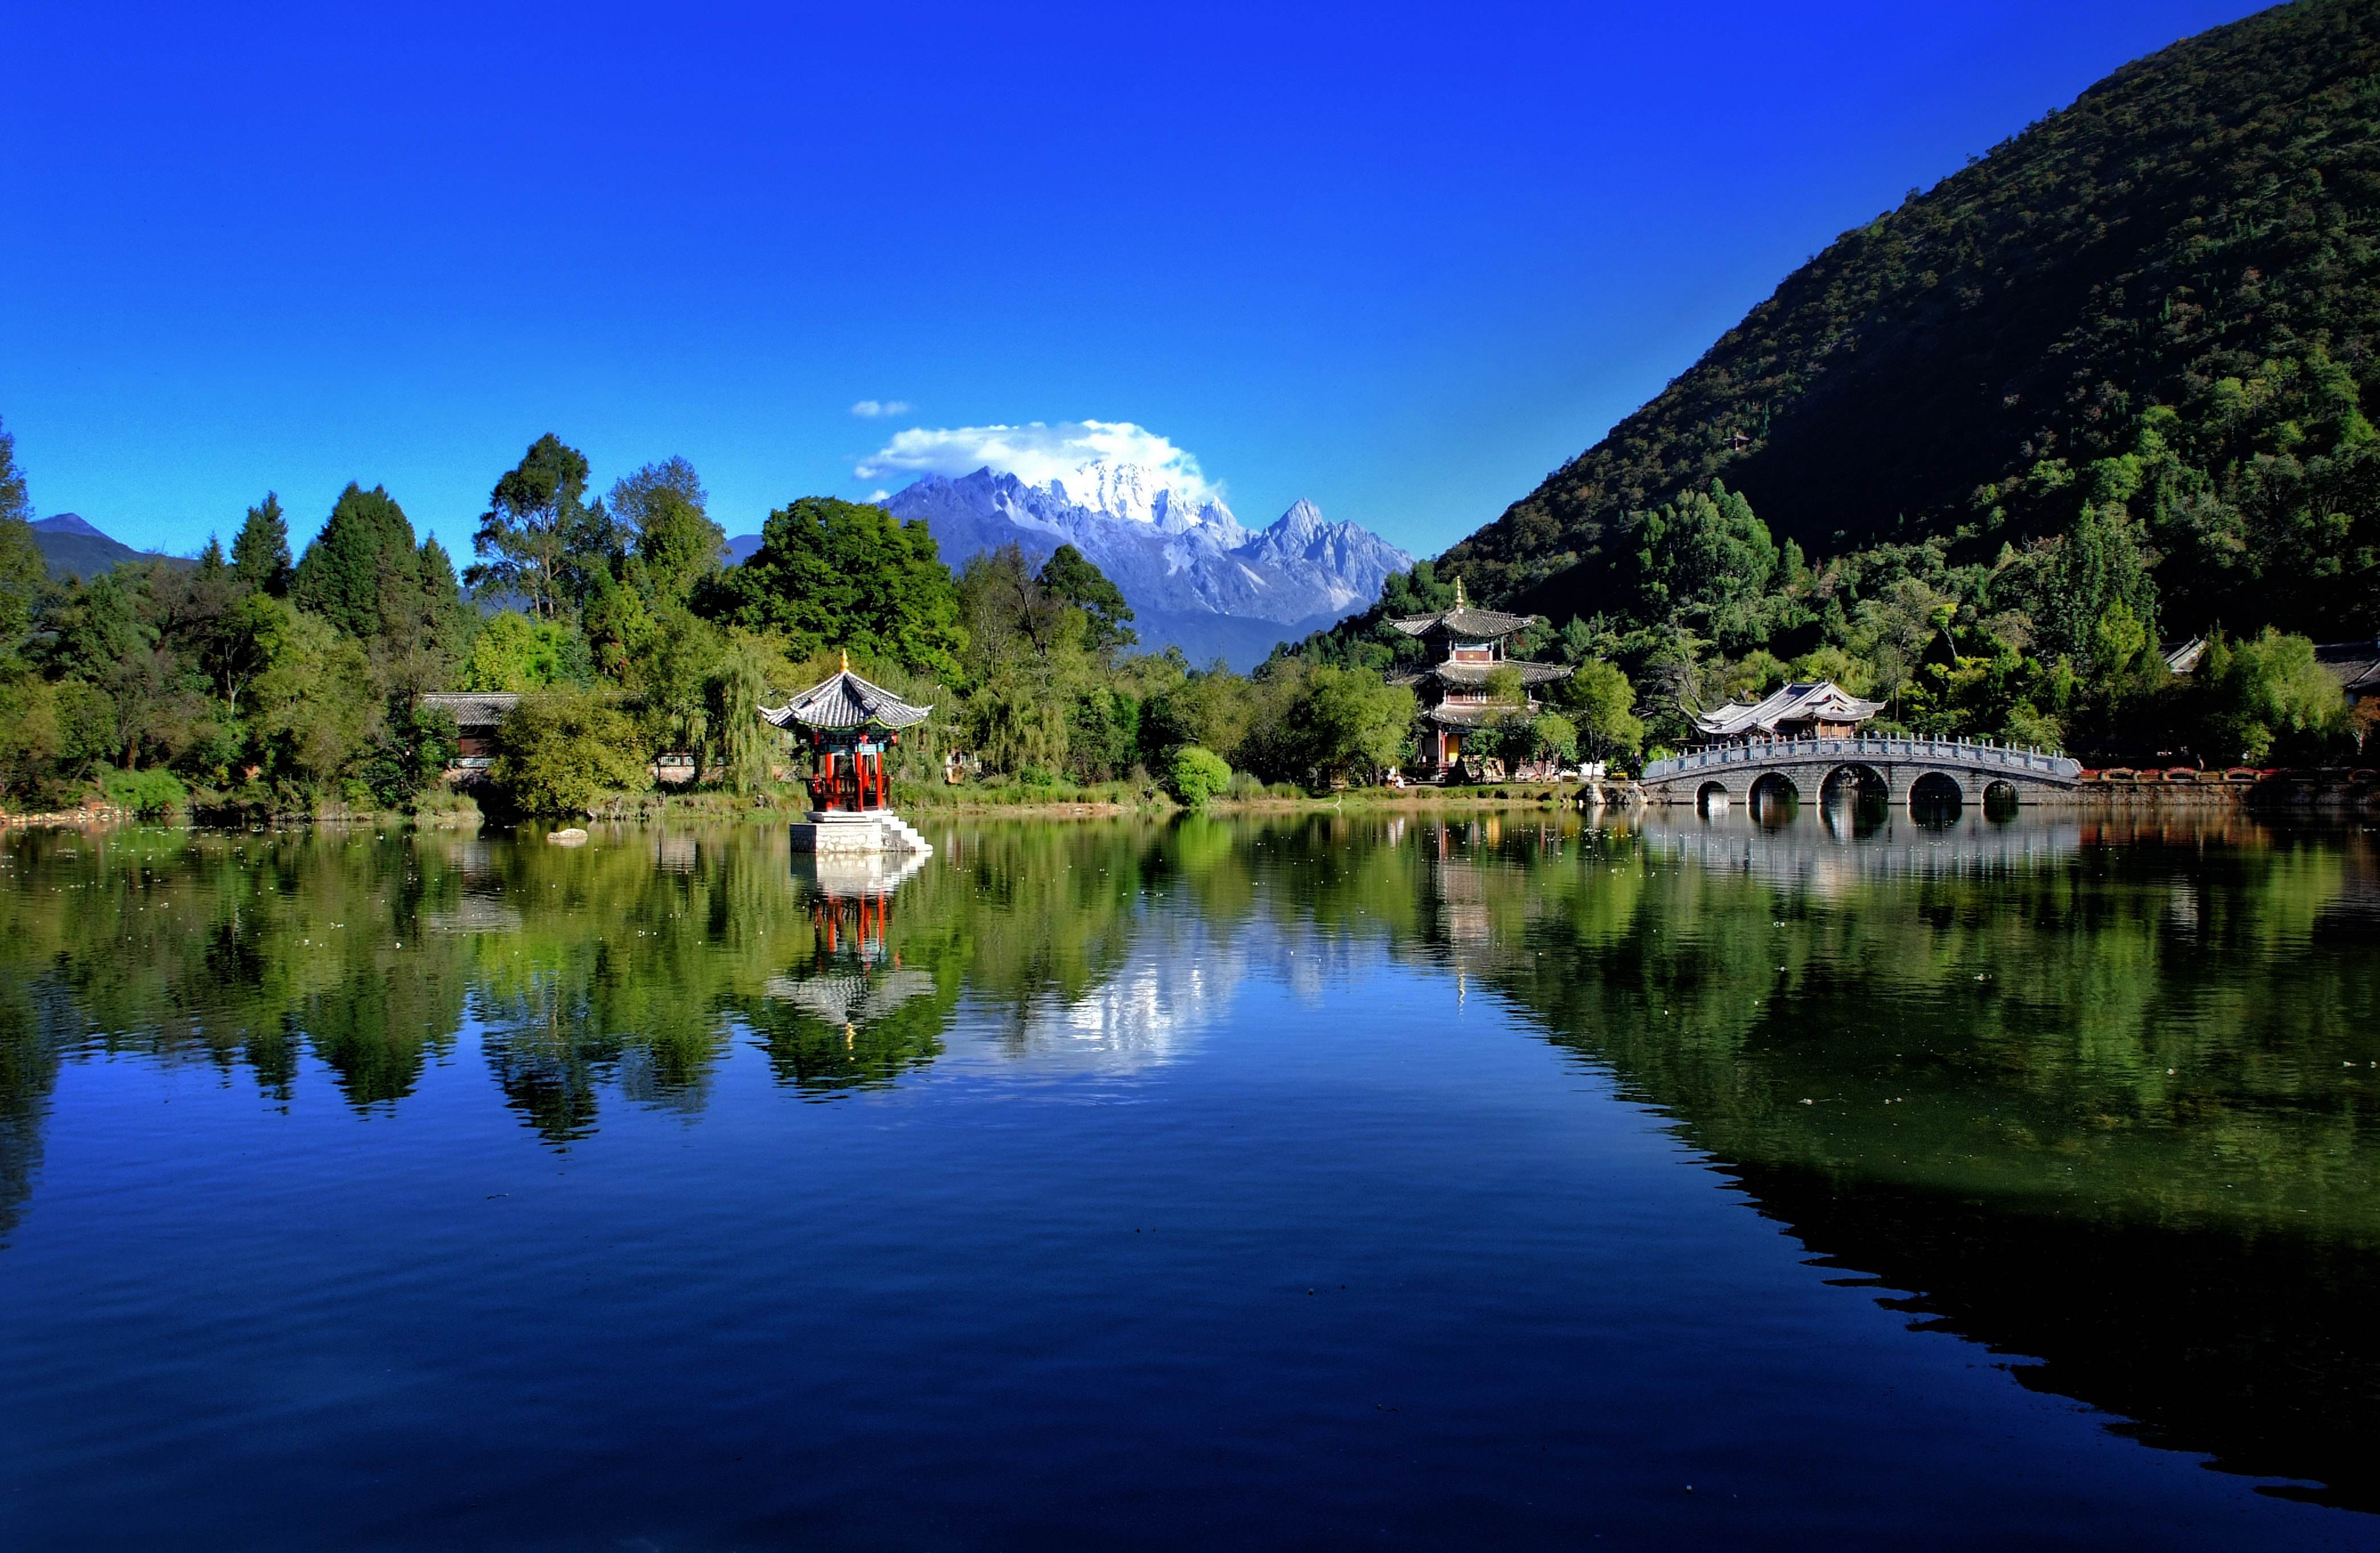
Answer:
[{"left": 1640, "top": 734, "right": 2082, "bottom": 784}]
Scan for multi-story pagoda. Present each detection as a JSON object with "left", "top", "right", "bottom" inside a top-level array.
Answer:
[
  {"left": 762, "top": 655, "right": 934, "bottom": 855},
  {"left": 1388, "top": 580, "right": 1571, "bottom": 780}
]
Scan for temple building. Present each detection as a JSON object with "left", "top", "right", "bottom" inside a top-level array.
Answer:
[
  {"left": 1691, "top": 681, "right": 1884, "bottom": 745},
  {"left": 761, "top": 657, "right": 934, "bottom": 855},
  {"left": 1388, "top": 581, "right": 1571, "bottom": 779}
]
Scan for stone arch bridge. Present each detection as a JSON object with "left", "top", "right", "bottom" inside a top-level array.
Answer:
[{"left": 1638, "top": 735, "right": 2082, "bottom": 811}]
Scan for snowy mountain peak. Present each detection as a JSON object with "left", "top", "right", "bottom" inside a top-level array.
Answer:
[
  {"left": 1043, "top": 459, "right": 1243, "bottom": 543},
  {"left": 878, "top": 471, "right": 1412, "bottom": 669}
]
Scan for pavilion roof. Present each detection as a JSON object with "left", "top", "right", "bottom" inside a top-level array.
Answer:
[
  {"left": 762, "top": 665, "right": 932, "bottom": 731},
  {"left": 1387, "top": 605, "right": 1540, "bottom": 641},
  {"left": 1385, "top": 576, "right": 1539, "bottom": 642},
  {"left": 1414, "top": 660, "right": 1571, "bottom": 687},
  {"left": 1693, "top": 680, "right": 1884, "bottom": 738}
]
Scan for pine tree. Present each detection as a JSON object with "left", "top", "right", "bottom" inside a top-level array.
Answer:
[
  {"left": 292, "top": 484, "right": 422, "bottom": 641},
  {"left": 230, "top": 493, "right": 293, "bottom": 596}
]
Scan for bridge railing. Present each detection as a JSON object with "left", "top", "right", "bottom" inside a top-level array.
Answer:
[{"left": 1640, "top": 734, "right": 2082, "bottom": 784}]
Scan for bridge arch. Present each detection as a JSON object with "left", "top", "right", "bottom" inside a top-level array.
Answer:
[
  {"left": 1982, "top": 778, "right": 2020, "bottom": 820},
  {"left": 1695, "top": 780, "right": 1730, "bottom": 816},
  {"left": 1820, "top": 763, "right": 1888, "bottom": 805},
  {"left": 1748, "top": 771, "right": 1800, "bottom": 824},
  {"left": 1908, "top": 770, "right": 1965, "bottom": 820}
]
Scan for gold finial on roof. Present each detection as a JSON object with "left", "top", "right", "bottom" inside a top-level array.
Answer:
[
  {"left": 840, "top": 648, "right": 849, "bottom": 673},
  {"left": 1452, "top": 576, "right": 1467, "bottom": 610}
]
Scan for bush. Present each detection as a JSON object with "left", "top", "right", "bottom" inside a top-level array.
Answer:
[
  {"left": 101, "top": 766, "right": 188, "bottom": 818},
  {"left": 1166, "top": 745, "right": 1232, "bottom": 808},
  {"left": 491, "top": 690, "right": 651, "bottom": 816}
]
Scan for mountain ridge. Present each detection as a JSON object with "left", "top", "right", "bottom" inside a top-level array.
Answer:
[{"left": 1424, "top": 0, "right": 2380, "bottom": 644}]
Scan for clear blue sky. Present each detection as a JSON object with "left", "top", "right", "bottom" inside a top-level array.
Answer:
[{"left": 0, "top": 1, "right": 2268, "bottom": 562}]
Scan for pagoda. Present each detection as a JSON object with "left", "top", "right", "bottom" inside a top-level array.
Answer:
[
  {"left": 1387, "top": 580, "right": 1571, "bottom": 780},
  {"left": 761, "top": 655, "right": 934, "bottom": 855}
]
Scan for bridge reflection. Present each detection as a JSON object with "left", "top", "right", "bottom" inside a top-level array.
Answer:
[{"left": 1632, "top": 804, "right": 2087, "bottom": 889}]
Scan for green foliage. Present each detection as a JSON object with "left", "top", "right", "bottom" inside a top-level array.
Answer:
[
  {"left": 246, "top": 604, "right": 379, "bottom": 790},
  {"left": 468, "top": 434, "right": 594, "bottom": 620},
  {"left": 230, "top": 493, "right": 292, "bottom": 597},
  {"left": 358, "top": 701, "right": 459, "bottom": 810},
  {"left": 1038, "top": 543, "right": 1138, "bottom": 654},
  {"left": 1246, "top": 663, "right": 1415, "bottom": 788},
  {"left": 458, "top": 611, "right": 592, "bottom": 692},
  {"left": 99, "top": 765, "right": 188, "bottom": 817},
  {"left": 1563, "top": 659, "right": 1646, "bottom": 763},
  {"left": 1165, "top": 745, "right": 1232, "bottom": 808},
  {"left": 292, "top": 484, "right": 422, "bottom": 641},
  {"left": 0, "top": 414, "right": 29, "bottom": 529},
  {"left": 2196, "top": 627, "right": 2348, "bottom": 763},
  {"left": 704, "top": 496, "right": 964, "bottom": 680},
  {"left": 609, "top": 458, "right": 724, "bottom": 605},
  {"left": 490, "top": 690, "right": 652, "bottom": 816}
]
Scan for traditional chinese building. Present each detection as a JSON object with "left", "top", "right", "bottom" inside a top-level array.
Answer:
[
  {"left": 1690, "top": 681, "right": 1884, "bottom": 746},
  {"left": 1388, "top": 581, "right": 1571, "bottom": 779},
  {"left": 761, "top": 657, "right": 934, "bottom": 855}
]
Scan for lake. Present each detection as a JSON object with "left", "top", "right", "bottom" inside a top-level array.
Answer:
[{"left": 2, "top": 807, "right": 2376, "bottom": 1550}]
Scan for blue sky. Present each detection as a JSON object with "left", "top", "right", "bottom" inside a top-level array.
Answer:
[{"left": 1, "top": 1, "right": 2266, "bottom": 562}]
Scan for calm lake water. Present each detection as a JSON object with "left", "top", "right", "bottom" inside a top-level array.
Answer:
[{"left": 2, "top": 807, "right": 2377, "bottom": 1550}]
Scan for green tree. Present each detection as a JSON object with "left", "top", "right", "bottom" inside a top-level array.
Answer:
[
  {"left": 1567, "top": 660, "right": 1646, "bottom": 764},
  {"left": 1165, "top": 745, "right": 1231, "bottom": 807},
  {"left": 2196, "top": 628, "right": 2347, "bottom": 763},
  {"left": 491, "top": 690, "right": 651, "bottom": 815},
  {"left": 230, "top": 493, "right": 293, "bottom": 596},
  {"left": 246, "top": 602, "right": 378, "bottom": 789},
  {"left": 457, "top": 610, "right": 592, "bottom": 692},
  {"left": 609, "top": 458, "right": 724, "bottom": 604},
  {"left": 292, "top": 484, "right": 422, "bottom": 641},
  {"left": 707, "top": 496, "right": 964, "bottom": 680},
  {"left": 468, "top": 434, "right": 592, "bottom": 620},
  {"left": 1038, "top": 544, "right": 1138, "bottom": 654}
]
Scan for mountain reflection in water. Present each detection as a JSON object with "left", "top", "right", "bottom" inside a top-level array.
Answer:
[{"left": 1, "top": 808, "right": 2375, "bottom": 1532}]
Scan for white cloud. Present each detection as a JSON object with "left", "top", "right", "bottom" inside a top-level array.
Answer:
[
  {"left": 850, "top": 399, "right": 912, "bottom": 418},
  {"left": 853, "top": 419, "right": 1223, "bottom": 505},
  {"left": 867, "top": 489, "right": 890, "bottom": 503}
]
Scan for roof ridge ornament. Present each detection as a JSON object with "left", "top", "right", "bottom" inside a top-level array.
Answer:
[{"left": 1452, "top": 576, "right": 1467, "bottom": 610}]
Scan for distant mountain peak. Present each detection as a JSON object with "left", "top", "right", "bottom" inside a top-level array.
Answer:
[
  {"left": 877, "top": 470, "right": 1410, "bottom": 668},
  {"left": 31, "top": 513, "right": 106, "bottom": 537}
]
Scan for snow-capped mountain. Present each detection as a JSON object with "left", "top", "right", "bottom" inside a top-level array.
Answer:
[{"left": 877, "top": 465, "right": 1411, "bottom": 668}]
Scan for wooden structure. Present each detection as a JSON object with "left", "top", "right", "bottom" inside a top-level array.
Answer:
[
  {"left": 761, "top": 656, "right": 933, "bottom": 855},
  {"left": 1387, "top": 580, "right": 1570, "bottom": 780},
  {"left": 416, "top": 691, "right": 520, "bottom": 779},
  {"left": 1690, "top": 680, "right": 1884, "bottom": 745}
]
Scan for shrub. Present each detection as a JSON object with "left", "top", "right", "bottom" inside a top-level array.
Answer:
[
  {"left": 1166, "top": 745, "right": 1232, "bottom": 808},
  {"left": 101, "top": 766, "right": 188, "bottom": 818},
  {"left": 491, "top": 690, "right": 651, "bottom": 816}
]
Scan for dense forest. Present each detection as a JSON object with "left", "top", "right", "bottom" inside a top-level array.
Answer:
[
  {"left": 1315, "top": 0, "right": 2377, "bottom": 761},
  {"left": 0, "top": 421, "right": 1451, "bottom": 817}
]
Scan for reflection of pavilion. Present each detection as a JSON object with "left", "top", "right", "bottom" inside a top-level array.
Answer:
[{"left": 763, "top": 850, "right": 936, "bottom": 1038}]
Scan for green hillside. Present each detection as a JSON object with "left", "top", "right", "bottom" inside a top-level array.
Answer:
[{"left": 1397, "top": 0, "right": 2380, "bottom": 675}]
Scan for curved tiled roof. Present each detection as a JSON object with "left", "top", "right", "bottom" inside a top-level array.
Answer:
[
  {"left": 1422, "top": 660, "right": 1571, "bottom": 687},
  {"left": 1422, "top": 701, "right": 1519, "bottom": 729},
  {"left": 762, "top": 668, "right": 933, "bottom": 731},
  {"left": 1693, "top": 680, "right": 1884, "bottom": 738},
  {"left": 1388, "top": 605, "right": 1540, "bottom": 640},
  {"left": 416, "top": 691, "right": 521, "bottom": 730}
]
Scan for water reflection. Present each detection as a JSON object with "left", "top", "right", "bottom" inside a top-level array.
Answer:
[{"left": 1, "top": 811, "right": 2377, "bottom": 1510}]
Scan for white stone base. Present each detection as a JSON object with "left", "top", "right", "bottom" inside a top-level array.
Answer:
[{"left": 788, "top": 810, "right": 933, "bottom": 856}]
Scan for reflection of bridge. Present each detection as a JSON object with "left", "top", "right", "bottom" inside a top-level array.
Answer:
[
  {"left": 1635, "top": 809, "right": 2086, "bottom": 891},
  {"left": 1640, "top": 735, "right": 2082, "bottom": 810}
]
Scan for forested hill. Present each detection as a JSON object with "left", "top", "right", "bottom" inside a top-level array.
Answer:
[{"left": 1438, "top": 0, "right": 2380, "bottom": 642}]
